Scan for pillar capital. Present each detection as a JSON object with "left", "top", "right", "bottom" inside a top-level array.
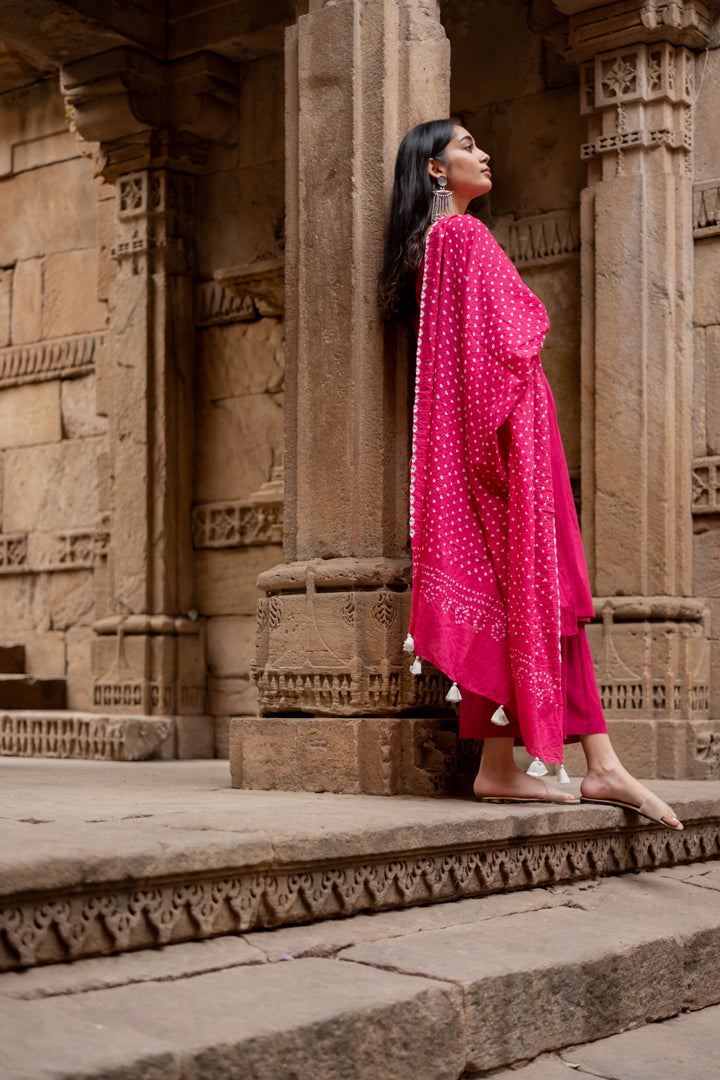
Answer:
[
  {"left": 61, "top": 46, "right": 237, "bottom": 180},
  {"left": 560, "top": 0, "right": 712, "bottom": 59}
]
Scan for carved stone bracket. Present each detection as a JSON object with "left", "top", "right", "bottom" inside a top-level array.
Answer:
[
  {"left": 692, "top": 455, "right": 720, "bottom": 513},
  {"left": 565, "top": 0, "right": 712, "bottom": 60},
  {"left": 0, "top": 332, "right": 102, "bottom": 388},
  {"left": 214, "top": 257, "right": 285, "bottom": 317},
  {"left": 693, "top": 180, "right": 720, "bottom": 237}
]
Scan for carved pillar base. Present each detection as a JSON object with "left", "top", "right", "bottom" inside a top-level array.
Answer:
[
  {"left": 92, "top": 615, "right": 213, "bottom": 758},
  {"left": 253, "top": 558, "right": 452, "bottom": 718},
  {"left": 230, "top": 714, "right": 473, "bottom": 796}
]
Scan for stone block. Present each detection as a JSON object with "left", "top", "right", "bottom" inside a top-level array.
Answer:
[
  {"left": 0, "top": 159, "right": 98, "bottom": 266},
  {"left": 0, "top": 267, "right": 10, "bottom": 346},
  {"left": 693, "top": 48, "right": 720, "bottom": 182},
  {"left": 230, "top": 716, "right": 300, "bottom": 790},
  {"left": 694, "top": 240, "right": 720, "bottom": 327},
  {"left": 175, "top": 715, "right": 215, "bottom": 759},
  {"left": 693, "top": 524, "right": 720, "bottom": 597},
  {"left": 0, "top": 381, "right": 61, "bottom": 447},
  {"left": 694, "top": 327, "right": 708, "bottom": 457},
  {"left": 96, "top": 194, "right": 116, "bottom": 303},
  {"left": 197, "top": 319, "right": 284, "bottom": 400},
  {"left": 65, "top": 624, "right": 93, "bottom": 710},
  {"left": 48, "top": 570, "right": 94, "bottom": 631},
  {"left": 603, "top": 718, "right": 657, "bottom": 777},
  {"left": 207, "top": 675, "right": 257, "bottom": 716},
  {"left": 194, "top": 392, "right": 283, "bottom": 502},
  {"left": 11, "top": 257, "right": 42, "bottom": 344},
  {"left": 705, "top": 325, "right": 720, "bottom": 456},
  {"left": 297, "top": 717, "right": 362, "bottom": 794},
  {"left": 4, "top": 630, "right": 65, "bottom": 678},
  {"left": 60, "top": 373, "right": 108, "bottom": 438},
  {"left": 0, "top": 574, "right": 50, "bottom": 632},
  {"left": 43, "top": 248, "right": 107, "bottom": 338},
  {"left": 194, "top": 546, "right": 280, "bottom": 616},
  {"left": 214, "top": 714, "right": 231, "bottom": 757},
  {"left": 3, "top": 436, "right": 101, "bottom": 532},
  {"left": 206, "top": 615, "right": 256, "bottom": 678}
]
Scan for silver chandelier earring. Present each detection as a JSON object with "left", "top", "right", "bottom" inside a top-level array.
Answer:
[{"left": 430, "top": 174, "right": 453, "bottom": 224}]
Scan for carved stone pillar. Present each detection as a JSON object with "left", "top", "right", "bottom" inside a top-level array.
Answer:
[
  {"left": 232, "top": 0, "right": 453, "bottom": 793},
  {"left": 61, "top": 48, "right": 237, "bottom": 756},
  {"left": 558, "top": 0, "right": 720, "bottom": 776}
]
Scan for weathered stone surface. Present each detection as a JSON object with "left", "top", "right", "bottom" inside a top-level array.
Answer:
[
  {"left": 3, "top": 437, "right": 101, "bottom": 532},
  {"left": 0, "top": 574, "right": 51, "bottom": 632},
  {"left": 60, "top": 373, "right": 108, "bottom": 438},
  {"left": 48, "top": 569, "right": 94, "bottom": 631},
  {"left": 194, "top": 392, "right": 283, "bottom": 503},
  {"left": 65, "top": 624, "right": 94, "bottom": 709},
  {"left": 694, "top": 239, "right": 720, "bottom": 327},
  {"left": 0, "top": 380, "right": 61, "bottom": 447},
  {"left": 197, "top": 318, "right": 284, "bottom": 400},
  {"left": 0, "top": 959, "right": 465, "bottom": 1080},
  {"left": 43, "top": 248, "right": 107, "bottom": 338},
  {"left": 705, "top": 324, "right": 720, "bottom": 456},
  {"left": 10, "top": 257, "right": 43, "bottom": 344},
  {"left": 0, "top": 158, "right": 98, "bottom": 266},
  {"left": 206, "top": 615, "right": 256, "bottom": 678},
  {"left": 694, "top": 47, "right": 720, "bottom": 182},
  {"left": 207, "top": 675, "right": 257, "bottom": 717},
  {"left": 10, "top": 631, "right": 65, "bottom": 678},
  {"left": 195, "top": 546, "right": 280, "bottom": 616},
  {"left": 0, "top": 267, "right": 10, "bottom": 346},
  {"left": 175, "top": 715, "right": 214, "bottom": 760}
]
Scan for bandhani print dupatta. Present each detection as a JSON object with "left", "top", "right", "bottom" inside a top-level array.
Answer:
[{"left": 408, "top": 213, "right": 565, "bottom": 764}]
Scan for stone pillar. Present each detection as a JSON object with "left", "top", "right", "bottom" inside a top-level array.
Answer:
[
  {"left": 559, "top": 0, "right": 720, "bottom": 776},
  {"left": 61, "top": 48, "right": 237, "bottom": 757},
  {"left": 232, "top": 0, "right": 453, "bottom": 793}
]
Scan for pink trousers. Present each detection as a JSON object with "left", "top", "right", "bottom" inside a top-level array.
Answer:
[{"left": 459, "top": 624, "right": 607, "bottom": 744}]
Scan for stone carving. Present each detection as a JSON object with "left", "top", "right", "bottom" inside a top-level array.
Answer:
[
  {"left": 500, "top": 209, "right": 580, "bottom": 267},
  {"left": 0, "top": 524, "right": 109, "bottom": 575},
  {"left": 1, "top": 817, "right": 717, "bottom": 970},
  {"left": 693, "top": 182, "right": 720, "bottom": 238},
  {"left": 214, "top": 257, "right": 284, "bottom": 318},
  {"left": 588, "top": 599, "right": 710, "bottom": 720},
  {"left": 192, "top": 501, "right": 283, "bottom": 548},
  {"left": 0, "top": 712, "right": 172, "bottom": 762},
  {"left": 692, "top": 456, "right": 720, "bottom": 514},
  {"left": 0, "top": 332, "right": 102, "bottom": 389},
  {"left": 568, "top": 1, "right": 711, "bottom": 59},
  {"left": 0, "top": 533, "right": 28, "bottom": 573},
  {"left": 195, "top": 280, "right": 256, "bottom": 327}
]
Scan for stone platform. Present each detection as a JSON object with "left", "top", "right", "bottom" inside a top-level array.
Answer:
[{"left": 1, "top": 759, "right": 720, "bottom": 971}]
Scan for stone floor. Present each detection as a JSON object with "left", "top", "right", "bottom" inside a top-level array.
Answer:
[{"left": 1, "top": 759, "right": 720, "bottom": 1077}]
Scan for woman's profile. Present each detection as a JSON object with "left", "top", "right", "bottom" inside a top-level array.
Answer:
[{"left": 380, "top": 118, "right": 682, "bottom": 830}]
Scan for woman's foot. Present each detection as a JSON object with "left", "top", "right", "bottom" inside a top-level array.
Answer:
[
  {"left": 473, "top": 768, "right": 578, "bottom": 804},
  {"left": 580, "top": 763, "right": 682, "bottom": 830}
]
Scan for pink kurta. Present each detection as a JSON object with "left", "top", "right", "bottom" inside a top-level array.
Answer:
[{"left": 409, "top": 213, "right": 606, "bottom": 763}]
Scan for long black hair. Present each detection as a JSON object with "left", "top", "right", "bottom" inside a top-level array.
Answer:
[{"left": 378, "top": 118, "right": 456, "bottom": 320}]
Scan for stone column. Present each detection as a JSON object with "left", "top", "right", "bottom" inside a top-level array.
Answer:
[
  {"left": 61, "top": 48, "right": 237, "bottom": 756},
  {"left": 233, "top": 0, "right": 453, "bottom": 794},
  {"left": 559, "top": 0, "right": 720, "bottom": 776}
]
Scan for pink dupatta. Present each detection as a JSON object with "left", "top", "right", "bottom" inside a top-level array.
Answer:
[{"left": 409, "top": 213, "right": 565, "bottom": 763}]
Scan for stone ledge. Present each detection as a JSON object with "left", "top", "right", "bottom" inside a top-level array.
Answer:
[{"left": 1, "top": 760, "right": 718, "bottom": 971}]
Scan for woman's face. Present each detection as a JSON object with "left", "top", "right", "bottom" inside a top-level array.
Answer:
[{"left": 429, "top": 126, "right": 492, "bottom": 205}]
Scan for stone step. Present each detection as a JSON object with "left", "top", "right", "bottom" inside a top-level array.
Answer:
[
  {"left": 0, "top": 710, "right": 173, "bottom": 761},
  {"left": 0, "top": 644, "right": 25, "bottom": 675},
  {"left": 0, "top": 676, "right": 66, "bottom": 710},
  {"left": 1, "top": 865, "right": 720, "bottom": 1078},
  {"left": 1, "top": 758, "right": 719, "bottom": 973}
]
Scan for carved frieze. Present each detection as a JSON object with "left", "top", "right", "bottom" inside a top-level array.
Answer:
[
  {"left": 0, "top": 712, "right": 172, "bottom": 762},
  {"left": 495, "top": 209, "right": 580, "bottom": 268},
  {"left": 194, "top": 280, "right": 256, "bottom": 327},
  {"left": 1, "top": 815, "right": 717, "bottom": 970},
  {"left": 693, "top": 181, "right": 720, "bottom": 238},
  {"left": 192, "top": 501, "right": 283, "bottom": 548},
  {"left": 566, "top": 0, "right": 712, "bottom": 60},
  {"left": 0, "top": 524, "right": 109, "bottom": 575},
  {"left": 0, "top": 332, "right": 102, "bottom": 389}
]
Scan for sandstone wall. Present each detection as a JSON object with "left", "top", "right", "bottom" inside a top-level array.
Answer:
[
  {"left": 0, "top": 74, "right": 107, "bottom": 708},
  {"left": 192, "top": 53, "right": 286, "bottom": 753},
  {"left": 444, "top": 0, "right": 584, "bottom": 481}
]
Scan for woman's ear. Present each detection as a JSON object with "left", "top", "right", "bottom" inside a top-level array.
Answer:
[{"left": 428, "top": 158, "right": 445, "bottom": 181}]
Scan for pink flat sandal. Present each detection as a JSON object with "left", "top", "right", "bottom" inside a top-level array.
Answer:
[
  {"left": 475, "top": 781, "right": 579, "bottom": 805},
  {"left": 580, "top": 793, "right": 683, "bottom": 830}
]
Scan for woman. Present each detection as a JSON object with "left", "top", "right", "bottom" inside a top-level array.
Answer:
[{"left": 380, "top": 118, "right": 683, "bottom": 830}]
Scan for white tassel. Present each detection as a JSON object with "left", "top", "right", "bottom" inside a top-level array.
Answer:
[
  {"left": 558, "top": 764, "right": 570, "bottom": 785},
  {"left": 445, "top": 682, "right": 462, "bottom": 703},
  {"left": 490, "top": 705, "right": 510, "bottom": 727},
  {"left": 403, "top": 633, "right": 415, "bottom": 653},
  {"left": 410, "top": 657, "right": 422, "bottom": 675},
  {"left": 527, "top": 756, "right": 548, "bottom": 777}
]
